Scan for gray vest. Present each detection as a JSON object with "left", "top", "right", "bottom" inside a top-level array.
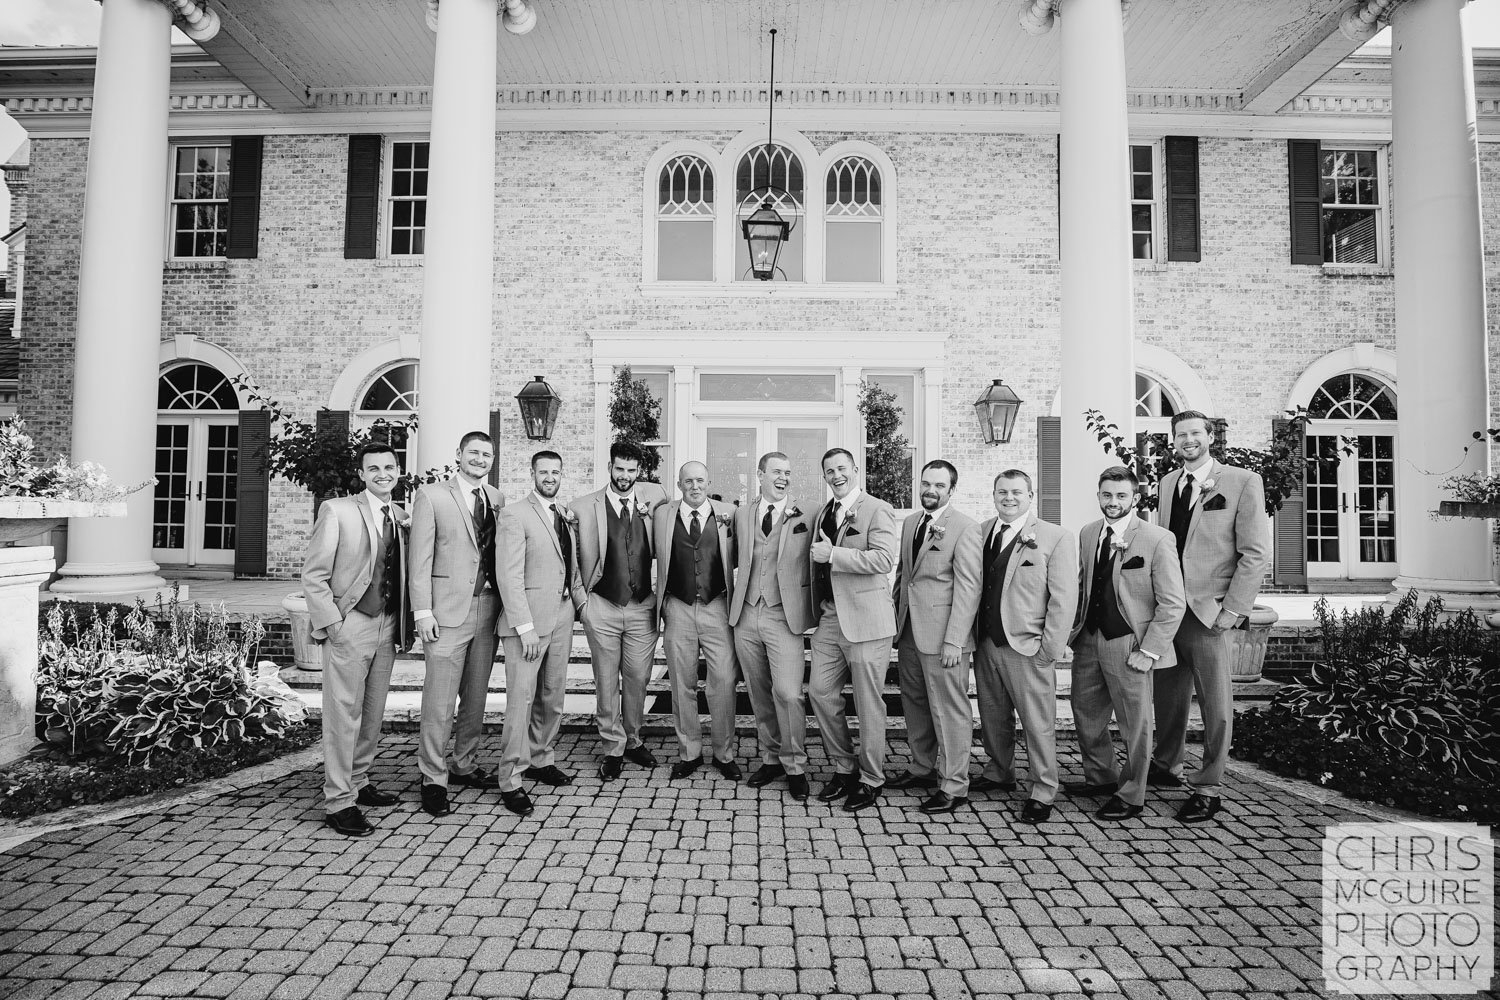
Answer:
[{"left": 743, "top": 507, "right": 786, "bottom": 609}]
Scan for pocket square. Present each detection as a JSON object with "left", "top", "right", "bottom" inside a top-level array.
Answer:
[
  {"left": 844, "top": 528, "right": 861, "bottom": 537},
  {"left": 792, "top": 523, "right": 809, "bottom": 534},
  {"left": 928, "top": 545, "right": 941, "bottom": 552},
  {"left": 1121, "top": 555, "right": 1145, "bottom": 570},
  {"left": 1202, "top": 494, "right": 1227, "bottom": 512},
  {"left": 1020, "top": 560, "right": 1034, "bottom": 567}
]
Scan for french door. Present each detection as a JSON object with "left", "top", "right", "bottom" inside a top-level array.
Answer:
[
  {"left": 695, "top": 418, "right": 841, "bottom": 508},
  {"left": 152, "top": 415, "right": 239, "bottom": 567},
  {"left": 1304, "top": 422, "right": 1397, "bottom": 580}
]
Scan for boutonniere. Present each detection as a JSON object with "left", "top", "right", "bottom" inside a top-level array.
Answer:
[
  {"left": 561, "top": 507, "right": 579, "bottom": 526},
  {"left": 634, "top": 498, "right": 652, "bottom": 517},
  {"left": 1199, "top": 477, "right": 1217, "bottom": 493},
  {"left": 715, "top": 512, "right": 733, "bottom": 529},
  {"left": 785, "top": 504, "right": 802, "bottom": 520},
  {"left": 1110, "top": 533, "right": 1129, "bottom": 552},
  {"left": 842, "top": 505, "right": 858, "bottom": 526},
  {"left": 928, "top": 523, "right": 947, "bottom": 541},
  {"left": 1019, "top": 531, "right": 1038, "bottom": 549}
]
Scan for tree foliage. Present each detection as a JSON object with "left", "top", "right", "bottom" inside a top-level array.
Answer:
[
  {"left": 860, "top": 380, "right": 911, "bottom": 508},
  {"left": 608, "top": 365, "right": 664, "bottom": 482}
]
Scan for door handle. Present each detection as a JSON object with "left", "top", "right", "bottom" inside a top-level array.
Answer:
[
  {"left": 1340, "top": 493, "right": 1348, "bottom": 513},
  {"left": 195, "top": 481, "right": 204, "bottom": 502}
]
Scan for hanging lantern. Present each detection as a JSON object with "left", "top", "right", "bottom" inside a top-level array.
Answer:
[
  {"left": 515, "top": 375, "right": 562, "bottom": 441},
  {"left": 974, "top": 378, "right": 1023, "bottom": 445}
]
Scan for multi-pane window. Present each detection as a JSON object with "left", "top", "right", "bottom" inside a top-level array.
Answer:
[
  {"left": 388, "top": 141, "right": 430, "bottom": 256},
  {"left": 825, "top": 156, "right": 883, "bottom": 282},
  {"left": 358, "top": 363, "right": 418, "bottom": 471},
  {"left": 170, "top": 145, "right": 230, "bottom": 258},
  {"left": 1320, "top": 149, "right": 1381, "bottom": 264},
  {"left": 735, "top": 145, "right": 804, "bottom": 281},
  {"left": 1307, "top": 373, "right": 1397, "bottom": 420},
  {"left": 656, "top": 155, "right": 714, "bottom": 280},
  {"left": 1129, "top": 144, "right": 1156, "bottom": 261}
]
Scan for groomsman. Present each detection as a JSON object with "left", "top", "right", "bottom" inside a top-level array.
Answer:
[
  {"left": 654, "top": 461, "right": 740, "bottom": 780},
  {"left": 302, "top": 442, "right": 411, "bottom": 837},
  {"left": 1151, "top": 411, "right": 1270, "bottom": 824},
  {"left": 889, "top": 460, "right": 982, "bottom": 815},
  {"left": 408, "top": 431, "right": 505, "bottom": 817},
  {"left": 972, "top": 469, "right": 1077, "bottom": 824},
  {"left": 493, "top": 451, "right": 589, "bottom": 816},
  {"left": 1067, "top": 466, "right": 1185, "bottom": 822},
  {"left": 570, "top": 442, "right": 668, "bottom": 781},
  {"left": 729, "top": 451, "right": 817, "bottom": 801},
  {"left": 808, "top": 448, "right": 899, "bottom": 813}
]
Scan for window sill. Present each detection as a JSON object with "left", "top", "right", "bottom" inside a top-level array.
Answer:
[
  {"left": 375, "top": 257, "right": 425, "bottom": 268},
  {"left": 1321, "top": 263, "right": 1392, "bottom": 277},
  {"left": 1133, "top": 259, "right": 1169, "bottom": 273},
  {"left": 640, "top": 282, "right": 898, "bottom": 299},
  {"left": 164, "top": 259, "right": 228, "bottom": 271}
]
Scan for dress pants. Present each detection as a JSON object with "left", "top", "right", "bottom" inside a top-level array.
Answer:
[
  {"left": 497, "top": 594, "right": 574, "bottom": 793},
  {"left": 1152, "top": 612, "right": 1233, "bottom": 796},
  {"left": 973, "top": 636, "right": 1059, "bottom": 804},
  {"left": 895, "top": 630, "right": 974, "bottom": 798},
  {"left": 1071, "top": 629, "right": 1152, "bottom": 806},
  {"left": 321, "top": 608, "right": 397, "bottom": 813},
  {"left": 664, "top": 595, "right": 738, "bottom": 762},
  {"left": 808, "top": 604, "right": 891, "bottom": 788},
  {"left": 582, "top": 595, "right": 657, "bottom": 755},
  {"left": 734, "top": 600, "right": 808, "bottom": 774},
  {"left": 417, "top": 591, "right": 500, "bottom": 786}
]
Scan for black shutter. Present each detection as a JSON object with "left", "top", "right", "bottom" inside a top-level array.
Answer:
[
  {"left": 1164, "top": 136, "right": 1200, "bottom": 263},
  {"left": 1271, "top": 417, "right": 1308, "bottom": 588},
  {"left": 1288, "top": 139, "right": 1324, "bottom": 265},
  {"left": 226, "top": 135, "right": 263, "bottom": 259},
  {"left": 344, "top": 135, "right": 382, "bottom": 260},
  {"left": 1037, "top": 416, "right": 1061, "bottom": 525},
  {"left": 488, "top": 409, "right": 504, "bottom": 488},
  {"left": 234, "top": 409, "right": 271, "bottom": 577}
]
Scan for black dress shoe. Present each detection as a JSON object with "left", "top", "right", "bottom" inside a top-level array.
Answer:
[
  {"left": 919, "top": 791, "right": 968, "bottom": 815},
  {"left": 787, "top": 774, "right": 810, "bottom": 801},
  {"left": 747, "top": 764, "right": 786, "bottom": 788},
  {"left": 1018, "top": 799, "right": 1053, "bottom": 824},
  {"left": 500, "top": 788, "right": 535, "bottom": 816},
  {"left": 623, "top": 745, "right": 659, "bottom": 768},
  {"left": 885, "top": 770, "right": 939, "bottom": 791},
  {"left": 1096, "top": 795, "right": 1143, "bottom": 822},
  {"left": 670, "top": 757, "right": 703, "bottom": 780},
  {"left": 600, "top": 755, "right": 624, "bottom": 781},
  {"left": 325, "top": 806, "right": 374, "bottom": 837},
  {"left": 1176, "top": 793, "right": 1221, "bottom": 824},
  {"left": 523, "top": 765, "right": 574, "bottom": 786},
  {"left": 711, "top": 758, "right": 742, "bottom": 781},
  {"left": 816, "top": 772, "right": 858, "bottom": 802},
  {"left": 421, "top": 784, "right": 452, "bottom": 817},
  {"left": 969, "top": 776, "right": 1018, "bottom": 794},
  {"left": 1147, "top": 763, "right": 1183, "bottom": 788},
  {"left": 449, "top": 766, "right": 499, "bottom": 789},
  {"left": 355, "top": 784, "right": 398, "bottom": 807},
  {"left": 843, "top": 783, "right": 882, "bottom": 812},
  {"left": 1063, "top": 780, "right": 1119, "bottom": 797}
]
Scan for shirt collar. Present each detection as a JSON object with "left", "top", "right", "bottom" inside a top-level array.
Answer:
[
  {"left": 1183, "top": 456, "right": 1213, "bottom": 478},
  {"left": 920, "top": 503, "right": 949, "bottom": 523},
  {"left": 681, "top": 499, "right": 711, "bottom": 516},
  {"left": 1103, "top": 512, "right": 1136, "bottom": 533},
  {"left": 532, "top": 491, "right": 559, "bottom": 509},
  {"left": 992, "top": 514, "right": 1024, "bottom": 541},
  {"left": 834, "top": 489, "right": 862, "bottom": 514},
  {"left": 607, "top": 486, "right": 635, "bottom": 505},
  {"left": 362, "top": 489, "right": 391, "bottom": 514}
]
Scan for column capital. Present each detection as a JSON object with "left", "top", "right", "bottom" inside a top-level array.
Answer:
[
  {"left": 1020, "top": 0, "right": 1131, "bottom": 36},
  {"left": 153, "top": 0, "right": 220, "bottom": 42},
  {"left": 1339, "top": 0, "right": 1397, "bottom": 41},
  {"left": 425, "top": 0, "right": 535, "bottom": 35}
]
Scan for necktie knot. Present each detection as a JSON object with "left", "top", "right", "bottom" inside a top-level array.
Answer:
[{"left": 1182, "top": 471, "right": 1195, "bottom": 495}]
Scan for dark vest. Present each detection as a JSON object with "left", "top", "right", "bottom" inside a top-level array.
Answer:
[
  {"left": 1084, "top": 536, "right": 1133, "bottom": 640},
  {"left": 979, "top": 527, "right": 1018, "bottom": 647},
  {"left": 594, "top": 496, "right": 653, "bottom": 605},
  {"left": 666, "top": 510, "right": 727, "bottom": 605}
]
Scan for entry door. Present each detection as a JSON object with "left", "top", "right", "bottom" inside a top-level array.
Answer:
[
  {"left": 1304, "top": 424, "right": 1397, "bottom": 580},
  {"left": 697, "top": 418, "right": 840, "bottom": 507},
  {"left": 153, "top": 415, "right": 239, "bottom": 567}
]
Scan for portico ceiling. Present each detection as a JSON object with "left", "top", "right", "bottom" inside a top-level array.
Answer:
[{"left": 201, "top": 0, "right": 1362, "bottom": 111}]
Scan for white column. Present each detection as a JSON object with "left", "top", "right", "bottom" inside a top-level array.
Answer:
[
  {"left": 52, "top": 0, "right": 174, "bottom": 595},
  {"left": 414, "top": 0, "right": 500, "bottom": 474},
  {"left": 1055, "top": 0, "right": 1135, "bottom": 529},
  {"left": 1388, "top": 0, "right": 1499, "bottom": 606}
]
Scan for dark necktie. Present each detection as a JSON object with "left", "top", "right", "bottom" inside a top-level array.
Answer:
[
  {"left": 912, "top": 512, "right": 930, "bottom": 563},
  {"left": 621, "top": 498, "right": 631, "bottom": 523},
  {"left": 989, "top": 522, "right": 1010, "bottom": 562},
  {"left": 378, "top": 504, "right": 400, "bottom": 613},
  {"left": 551, "top": 503, "right": 573, "bottom": 589},
  {"left": 688, "top": 508, "right": 702, "bottom": 543},
  {"left": 761, "top": 503, "right": 774, "bottom": 536},
  {"left": 473, "top": 489, "right": 496, "bottom": 592},
  {"left": 1170, "top": 472, "right": 1194, "bottom": 560},
  {"left": 1181, "top": 472, "right": 1196, "bottom": 503},
  {"left": 1099, "top": 525, "right": 1116, "bottom": 572},
  {"left": 821, "top": 501, "right": 840, "bottom": 543}
]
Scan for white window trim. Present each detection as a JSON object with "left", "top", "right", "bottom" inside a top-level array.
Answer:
[
  {"left": 1318, "top": 142, "right": 1391, "bottom": 272},
  {"left": 165, "top": 140, "right": 231, "bottom": 261},
  {"left": 1128, "top": 138, "right": 1164, "bottom": 267},
  {"left": 384, "top": 135, "right": 431, "bottom": 258}
]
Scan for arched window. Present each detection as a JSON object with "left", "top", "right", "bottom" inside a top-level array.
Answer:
[
  {"left": 154, "top": 363, "right": 239, "bottom": 562},
  {"left": 1307, "top": 373, "right": 1397, "bottom": 420},
  {"left": 357, "top": 362, "right": 418, "bottom": 470},
  {"left": 1134, "top": 373, "right": 1179, "bottom": 420},
  {"left": 158, "top": 362, "right": 238, "bottom": 410},
  {"left": 825, "top": 155, "right": 883, "bottom": 282},
  {"left": 656, "top": 155, "right": 714, "bottom": 281},
  {"left": 735, "top": 144, "right": 804, "bottom": 281}
]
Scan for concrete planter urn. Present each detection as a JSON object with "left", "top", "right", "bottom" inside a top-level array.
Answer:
[
  {"left": 1437, "top": 500, "right": 1500, "bottom": 519},
  {"left": 280, "top": 592, "right": 323, "bottom": 672},
  {"left": 0, "top": 499, "right": 126, "bottom": 544},
  {"left": 1227, "top": 604, "right": 1279, "bottom": 683}
]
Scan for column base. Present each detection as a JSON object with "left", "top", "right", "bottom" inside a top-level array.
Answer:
[
  {"left": 1386, "top": 575, "right": 1500, "bottom": 618},
  {"left": 1, "top": 547, "right": 56, "bottom": 766},
  {"left": 50, "top": 559, "right": 167, "bottom": 599}
]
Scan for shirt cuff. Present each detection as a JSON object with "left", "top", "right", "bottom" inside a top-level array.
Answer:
[
  {"left": 516, "top": 623, "right": 534, "bottom": 636},
  {"left": 1141, "top": 648, "right": 1160, "bottom": 660},
  {"left": 414, "top": 610, "right": 434, "bottom": 622}
]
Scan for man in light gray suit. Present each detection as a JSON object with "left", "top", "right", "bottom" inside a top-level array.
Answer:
[
  {"left": 729, "top": 451, "right": 817, "bottom": 802},
  {"left": 494, "top": 450, "right": 589, "bottom": 816},
  {"left": 889, "top": 459, "right": 982, "bottom": 815},
  {"left": 1152, "top": 411, "right": 1270, "bottom": 824},
  {"left": 654, "top": 461, "right": 740, "bottom": 780},
  {"left": 972, "top": 469, "right": 1078, "bottom": 825},
  {"left": 408, "top": 431, "right": 505, "bottom": 818},
  {"left": 570, "top": 442, "right": 669, "bottom": 781},
  {"left": 1067, "top": 466, "right": 1185, "bottom": 822},
  {"left": 808, "top": 448, "right": 899, "bottom": 813}
]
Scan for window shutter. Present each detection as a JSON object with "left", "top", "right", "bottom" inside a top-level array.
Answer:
[
  {"left": 1271, "top": 417, "right": 1308, "bottom": 588},
  {"left": 1288, "top": 139, "right": 1323, "bottom": 265},
  {"left": 234, "top": 409, "right": 271, "bottom": 577},
  {"left": 1037, "top": 416, "right": 1061, "bottom": 525},
  {"left": 488, "top": 409, "right": 503, "bottom": 488},
  {"left": 1164, "top": 136, "right": 1200, "bottom": 263},
  {"left": 344, "top": 135, "right": 382, "bottom": 260},
  {"left": 227, "top": 135, "right": 263, "bottom": 259}
]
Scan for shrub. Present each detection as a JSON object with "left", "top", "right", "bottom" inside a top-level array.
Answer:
[
  {"left": 860, "top": 379, "right": 911, "bottom": 508},
  {"left": 608, "top": 365, "right": 664, "bottom": 482}
]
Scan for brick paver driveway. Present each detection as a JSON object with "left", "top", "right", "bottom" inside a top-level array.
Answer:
[{"left": 2, "top": 734, "right": 1370, "bottom": 999}]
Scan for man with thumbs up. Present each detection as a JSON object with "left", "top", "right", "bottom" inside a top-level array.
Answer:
[{"left": 807, "top": 448, "right": 899, "bottom": 812}]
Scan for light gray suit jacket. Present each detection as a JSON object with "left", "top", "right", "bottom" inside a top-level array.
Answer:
[
  {"left": 569, "top": 480, "right": 670, "bottom": 594},
  {"left": 1158, "top": 460, "right": 1270, "bottom": 628},
  {"left": 1068, "top": 517, "right": 1186, "bottom": 666},
  {"left": 652, "top": 498, "right": 738, "bottom": 620},
  {"left": 895, "top": 507, "right": 982, "bottom": 655},
  {"left": 408, "top": 478, "right": 506, "bottom": 627},
  {"left": 494, "top": 494, "right": 588, "bottom": 638},
  {"left": 727, "top": 496, "right": 817, "bottom": 634},
  {"left": 809, "top": 492, "right": 899, "bottom": 643},
  {"left": 301, "top": 493, "right": 410, "bottom": 640},
  {"left": 976, "top": 511, "right": 1078, "bottom": 663}
]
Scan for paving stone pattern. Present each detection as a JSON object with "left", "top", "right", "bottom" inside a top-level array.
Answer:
[{"left": 2, "top": 733, "right": 1378, "bottom": 999}]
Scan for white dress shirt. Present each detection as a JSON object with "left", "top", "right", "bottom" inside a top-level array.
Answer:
[
  {"left": 361, "top": 490, "right": 392, "bottom": 555},
  {"left": 678, "top": 500, "right": 713, "bottom": 531}
]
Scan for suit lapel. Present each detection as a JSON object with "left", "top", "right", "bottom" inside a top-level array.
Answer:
[
  {"left": 1160, "top": 468, "right": 1180, "bottom": 529},
  {"left": 1111, "top": 518, "right": 1137, "bottom": 596},
  {"left": 712, "top": 501, "right": 733, "bottom": 569},
  {"left": 1000, "top": 513, "right": 1034, "bottom": 594},
  {"left": 529, "top": 494, "right": 564, "bottom": 560},
  {"left": 594, "top": 492, "right": 609, "bottom": 563},
  {"left": 659, "top": 500, "right": 682, "bottom": 580},
  {"left": 355, "top": 495, "right": 379, "bottom": 572},
  {"left": 1184, "top": 460, "right": 1217, "bottom": 549},
  {"left": 447, "top": 479, "right": 478, "bottom": 548},
  {"left": 911, "top": 508, "right": 947, "bottom": 573},
  {"left": 775, "top": 500, "right": 798, "bottom": 561},
  {"left": 834, "top": 497, "right": 858, "bottom": 544}
]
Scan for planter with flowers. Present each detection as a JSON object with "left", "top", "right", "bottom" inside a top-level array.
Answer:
[
  {"left": 1436, "top": 471, "right": 1500, "bottom": 519},
  {"left": 1, "top": 418, "right": 151, "bottom": 766}
]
